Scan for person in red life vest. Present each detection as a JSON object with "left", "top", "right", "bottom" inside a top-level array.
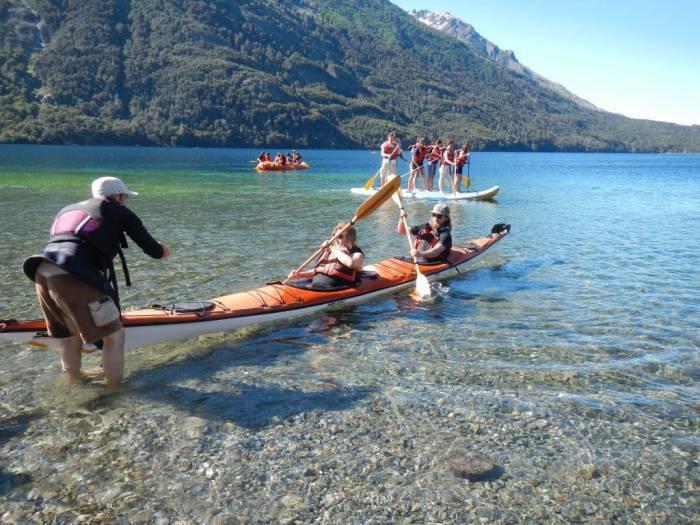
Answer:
[
  {"left": 408, "top": 137, "right": 428, "bottom": 192},
  {"left": 275, "top": 152, "right": 287, "bottom": 165},
  {"left": 288, "top": 223, "right": 365, "bottom": 290},
  {"left": 439, "top": 140, "right": 457, "bottom": 193},
  {"left": 397, "top": 203, "right": 453, "bottom": 263},
  {"left": 22, "top": 177, "right": 170, "bottom": 388},
  {"left": 454, "top": 142, "right": 471, "bottom": 192},
  {"left": 379, "top": 131, "right": 402, "bottom": 186},
  {"left": 426, "top": 138, "right": 442, "bottom": 191}
]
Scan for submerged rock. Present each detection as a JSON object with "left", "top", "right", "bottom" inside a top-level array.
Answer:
[{"left": 447, "top": 451, "right": 496, "bottom": 481}]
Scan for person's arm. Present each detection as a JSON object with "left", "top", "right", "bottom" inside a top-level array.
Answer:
[
  {"left": 288, "top": 269, "right": 314, "bottom": 280},
  {"left": 118, "top": 206, "right": 167, "bottom": 259},
  {"left": 417, "top": 242, "right": 445, "bottom": 259},
  {"left": 328, "top": 245, "right": 363, "bottom": 269}
]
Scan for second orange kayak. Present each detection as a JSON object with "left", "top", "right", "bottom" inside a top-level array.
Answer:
[{"left": 256, "top": 161, "right": 309, "bottom": 171}]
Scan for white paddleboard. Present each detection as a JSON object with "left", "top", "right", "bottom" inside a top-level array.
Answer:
[{"left": 351, "top": 186, "right": 499, "bottom": 201}]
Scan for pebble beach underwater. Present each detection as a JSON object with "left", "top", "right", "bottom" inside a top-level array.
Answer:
[{"left": 0, "top": 145, "right": 698, "bottom": 523}]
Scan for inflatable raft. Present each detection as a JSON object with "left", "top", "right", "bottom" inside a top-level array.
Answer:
[
  {"left": 256, "top": 161, "right": 309, "bottom": 171},
  {"left": 351, "top": 186, "right": 499, "bottom": 201},
  {"left": 0, "top": 225, "right": 510, "bottom": 351}
]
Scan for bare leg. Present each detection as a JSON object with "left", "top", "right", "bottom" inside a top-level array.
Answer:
[
  {"left": 59, "top": 336, "right": 83, "bottom": 381},
  {"left": 408, "top": 170, "right": 416, "bottom": 192},
  {"left": 453, "top": 172, "right": 461, "bottom": 193},
  {"left": 419, "top": 168, "right": 427, "bottom": 190},
  {"left": 101, "top": 328, "right": 125, "bottom": 389}
]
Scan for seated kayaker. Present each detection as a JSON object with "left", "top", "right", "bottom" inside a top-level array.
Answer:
[
  {"left": 398, "top": 203, "right": 452, "bottom": 263},
  {"left": 288, "top": 223, "right": 365, "bottom": 290}
]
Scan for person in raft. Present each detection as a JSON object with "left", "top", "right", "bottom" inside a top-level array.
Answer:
[
  {"left": 454, "top": 142, "right": 471, "bottom": 192},
  {"left": 397, "top": 203, "right": 453, "bottom": 264},
  {"left": 379, "top": 131, "right": 401, "bottom": 186},
  {"left": 439, "top": 140, "right": 457, "bottom": 193},
  {"left": 408, "top": 137, "right": 428, "bottom": 192},
  {"left": 22, "top": 177, "right": 170, "bottom": 388},
  {"left": 288, "top": 223, "right": 365, "bottom": 290},
  {"left": 426, "top": 138, "right": 442, "bottom": 191}
]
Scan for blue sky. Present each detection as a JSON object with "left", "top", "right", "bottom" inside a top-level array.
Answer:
[{"left": 391, "top": 0, "right": 699, "bottom": 126}]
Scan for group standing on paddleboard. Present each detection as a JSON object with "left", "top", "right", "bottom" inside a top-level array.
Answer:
[{"left": 377, "top": 132, "right": 473, "bottom": 193}]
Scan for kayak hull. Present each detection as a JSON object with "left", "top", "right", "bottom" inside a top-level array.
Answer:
[
  {"left": 1, "top": 226, "right": 510, "bottom": 350},
  {"left": 256, "top": 161, "right": 309, "bottom": 171},
  {"left": 351, "top": 186, "right": 499, "bottom": 201}
]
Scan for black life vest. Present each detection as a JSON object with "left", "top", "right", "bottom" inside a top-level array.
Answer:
[
  {"left": 48, "top": 198, "right": 131, "bottom": 300},
  {"left": 314, "top": 247, "right": 358, "bottom": 283}
]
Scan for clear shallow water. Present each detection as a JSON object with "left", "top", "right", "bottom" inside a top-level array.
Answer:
[{"left": 0, "top": 146, "right": 698, "bottom": 522}]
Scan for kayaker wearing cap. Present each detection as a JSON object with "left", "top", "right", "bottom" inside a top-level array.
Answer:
[
  {"left": 288, "top": 223, "right": 364, "bottom": 290},
  {"left": 397, "top": 203, "right": 453, "bottom": 263},
  {"left": 22, "top": 177, "right": 170, "bottom": 388}
]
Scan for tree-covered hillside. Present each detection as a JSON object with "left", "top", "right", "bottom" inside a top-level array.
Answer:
[{"left": 1, "top": 0, "right": 698, "bottom": 151}]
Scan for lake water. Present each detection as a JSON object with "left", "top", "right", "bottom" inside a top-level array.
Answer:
[{"left": 0, "top": 145, "right": 698, "bottom": 522}]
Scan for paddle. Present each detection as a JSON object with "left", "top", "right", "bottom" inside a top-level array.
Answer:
[
  {"left": 463, "top": 152, "right": 471, "bottom": 189},
  {"left": 285, "top": 175, "right": 402, "bottom": 283},
  {"left": 390, "top": 190, "right": 433, "bottom": 300},
  {"left": 362, "top": 167, "right": 382, "bottom": 190},
  {"left": 363, "top": 142, "right": 401, "bottom": 189}
]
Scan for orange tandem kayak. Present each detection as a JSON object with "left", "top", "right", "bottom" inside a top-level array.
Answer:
[
  {"left": 0, "top": 225, "right": 510, "bottom": 351},
  {"left": 256, "top": 161, "right": 309, "bottom": 171}
]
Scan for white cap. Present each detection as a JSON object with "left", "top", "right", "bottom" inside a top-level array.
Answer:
[{"left": 91, "top": 177, "right": 138, "bottom": 198}]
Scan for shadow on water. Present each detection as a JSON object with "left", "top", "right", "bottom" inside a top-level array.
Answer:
[
  {"left": 0, "top": 411, "right": 44, "bottom": 496},
  {"left": 83, "top": 324, "right": 372, "bottom": 430}
]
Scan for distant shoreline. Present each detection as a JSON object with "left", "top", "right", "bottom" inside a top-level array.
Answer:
[{"left": 1, "top": 142, "right": 696, "bottom": 154}]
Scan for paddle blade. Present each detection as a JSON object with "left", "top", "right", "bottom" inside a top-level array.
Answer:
[
  {"left": 363, "top": 172, "right": 379, "bottom": 190},
  {"left": 415, "top": 270, "right": 433, "bottom": 299},
  {"left": 463, "top": 175, "right": 471, "bottom": 189},
  {"left": 355, "top": 175, "right": 401, "bottom": 220}
]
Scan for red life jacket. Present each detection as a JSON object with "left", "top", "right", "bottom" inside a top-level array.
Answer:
[
  {"left": 315, "top": 248, "right": 357, "bottom": 282},
  {"left": 456, "top": 149, "right": 468, "bottom": 167},
  {"left": 414, "top": 225, "right": 440, "bottom": 252},
  {"left": 413, "top": 224, "right": 450, "bottom": 260},
  {"left": 441, "top": 148, "right": 454, "bottom": 166},
  {"left": 382, "top": 141, "right": 399, "bottom": 160},
  {"left": 412, "top": 144, "right": 426, "bottom": 164},
  {"left": 429, "top": 145, "right": 442, "bottom": 162}
]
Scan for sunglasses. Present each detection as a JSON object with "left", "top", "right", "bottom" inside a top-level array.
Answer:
[{"left": 432, "top": 213, "right": 445, "bottom": 219}]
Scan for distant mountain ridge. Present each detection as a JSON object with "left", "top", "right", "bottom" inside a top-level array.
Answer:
[
  {"left": 0, "top": 0, "right": 698, "bottom": 152},
  {"left": 410, "top": 10, "right": 599, "bottom": 111}
]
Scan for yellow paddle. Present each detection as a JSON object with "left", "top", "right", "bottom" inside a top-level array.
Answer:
[
  {"left": 390, "top": 190, "right": 433, "bottom": 300},
  {"left": 285, "top": 175, "right": 402, "bottom": 283},
  {"left": 463, "top": 153, "right": 471, "bottom": 189},
  {"left": 362, "top": 167, "right": 382, "bottom": 190},
  {"left": 362, "top": 142, "right": 401, "bottom": 189}
]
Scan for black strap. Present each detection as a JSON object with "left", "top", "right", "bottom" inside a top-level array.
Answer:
[{"left": 117, "top": 247, "right": 131, "bottom": 287}]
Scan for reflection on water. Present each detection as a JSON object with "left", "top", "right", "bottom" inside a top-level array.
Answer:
[{"left": 0, "top": 147, "right": 698, "bottom": 522}]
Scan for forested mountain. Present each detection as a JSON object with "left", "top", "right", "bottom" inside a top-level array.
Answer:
[{"left": 1, "top": 0, "right": 698, "bottom": 151}]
